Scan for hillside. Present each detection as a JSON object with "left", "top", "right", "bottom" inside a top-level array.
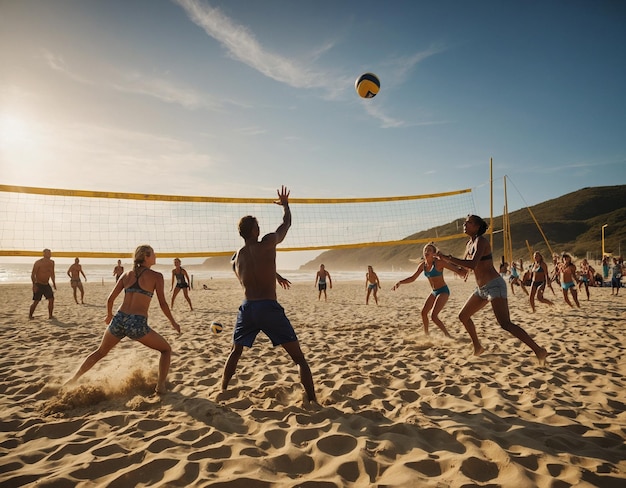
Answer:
[{"left": 299, "top": 185, "right": 626, "bottom": 271}]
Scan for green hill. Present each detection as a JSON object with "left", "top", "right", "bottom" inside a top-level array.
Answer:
[{"left": 300, "top": 185, "right": 626, "bottom": 271}]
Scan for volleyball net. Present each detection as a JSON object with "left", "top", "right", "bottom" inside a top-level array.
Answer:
[{"left": 0, "top": 184, "right": 475, "bottom": 259}]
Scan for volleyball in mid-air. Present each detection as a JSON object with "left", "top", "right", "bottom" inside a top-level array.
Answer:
[
  {"left": 210, "top": 321, "right": 223, "bottom": 335},
  {"left": 355, "top": 72, "right": 380, "bottom": 98}
]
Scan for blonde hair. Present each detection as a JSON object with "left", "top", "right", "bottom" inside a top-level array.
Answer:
[
  {"left": 423, "top": 242, "right": 438, "bottom": 255},
  {"left": 133, "top": 245, "right": 153, "bottom": 271}
]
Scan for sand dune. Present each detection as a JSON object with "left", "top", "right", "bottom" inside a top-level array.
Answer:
[{"left": 1, "top": 277, "right": 625, "bottom": 487}]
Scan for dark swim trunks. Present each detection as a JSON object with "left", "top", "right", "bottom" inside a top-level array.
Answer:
[
  {"left": 107, "top": 311, "right": 152, "bottom": 340},
  {"left": 33, "top": 283, "right": 54, "bottom": 301},
  {"left": 233, "top": 300, "right": 298, "bottom": 347}
]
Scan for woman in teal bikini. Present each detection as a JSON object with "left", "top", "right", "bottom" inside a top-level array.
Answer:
[
  {"left": 65, "top": 245, "right": 181, "bottom": 393},
  {"left": 392, "top": 243, "right": 467, "bottom": 337}
]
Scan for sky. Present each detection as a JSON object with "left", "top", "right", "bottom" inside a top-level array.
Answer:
[{"left": 1, "top": 0, "right": 625, "bottom": 267}]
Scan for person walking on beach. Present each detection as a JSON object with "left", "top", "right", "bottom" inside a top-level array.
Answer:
[
  {"left": 508, "top": 261, "right": 528, "bottom": 296},
  {"left": 113, "top": 260, "right": 124, "bottom": 282},
  {"left": 67, "top": 257, "right": 87, "bottom": 304},
  {"left": 221, "top": 186, "right": 317, "bottom": 404},
  {"left": 529, "top": 251, "right": 554, "bottom": 313},
  {"left": 392, "top": 242, "right": 467, "bottom": 337},
  {"left": 437, "top": 215, "right": 548, "bottom": 363},
  {"left": 170, "top": 258, "right": 193, "bottom": 311},
  {"left": 29, "top": 248, "right": 57, "bottom": 319},
  {"left": 578, "top": 258, "right": 595, "bottom": 300},
  {"left": 366, "top": 265, "right": 381, "bottom": 305},
  {"left": 557, "top": 254, "right": 580, "bottom": 308},
  {"left": 314, "top": 264, "right": 332, "bottom": 301},
  {"left": 65, "top": 245, "right": 181, "bottom": 394}
]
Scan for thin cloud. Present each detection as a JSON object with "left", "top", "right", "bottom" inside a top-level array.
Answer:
[
  {"left": 362, "top": 103, "right": 406, "bottom": 129},
  {"left": 383, "top": 47, "right": 445, "bottom": 87},
  {"left": 174, "top": 0, "right": 445, "bottom": 125},
  {"left": 525, "top": 157, "right": 626, "bottom": 175},
  {"left": 112, "top": 72, "right": 223, "bottom": 110},
  {"left": 174, "top": 0, "right": 331, "bottom": 90},
  {"left": 41, "top": 49, "right": 227, "bottom": 110}
]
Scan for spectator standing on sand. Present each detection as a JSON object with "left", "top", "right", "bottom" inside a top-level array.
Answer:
[
  {"left": 366, "top": 265, "right": 381, "bottom": 305},
  {"left": 602, "top": 256, "right": 609, "bottom": 280},
  {"left": 113, "top": 260, "right": 124, "bottom": 282},
  {"left": 314, "top": 264, "right": 333, "bottom": 301},
  {"left": 611, "top": 257, "right": 624, "bottom": 296},
  {"left": 67, "top": 257, "right": 87, "bottom": 304},
  {"left": 170, "top": 258, "right": 193, "bottom": 311}
]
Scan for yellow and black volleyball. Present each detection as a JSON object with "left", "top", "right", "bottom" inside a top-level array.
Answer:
[{"left": 355, "top": 72, "right": 380, "bottom": 98}]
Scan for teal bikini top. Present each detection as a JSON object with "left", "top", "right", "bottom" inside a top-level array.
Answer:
[{"left": 423, "top": 262, "right": 443, "bottom": 278}]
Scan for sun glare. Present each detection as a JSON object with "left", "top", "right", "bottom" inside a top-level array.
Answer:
[
  {"left": 0, "top": 112, "right": 49, "bottom": 182},
  {"left": 0, "top": 114, "right": 32, "bottom": 147}
]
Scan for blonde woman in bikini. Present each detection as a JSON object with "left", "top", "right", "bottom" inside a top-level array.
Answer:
[
  {"left": 392, "top": 243, "right": 466, "bottom": 337},
  {"left": 65, "top": 245, "right": 181, "bottom": 393}
]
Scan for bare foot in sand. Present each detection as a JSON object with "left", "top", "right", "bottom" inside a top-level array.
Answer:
[
  {"left": 304, "top": 399, "right": 322, "bottom": 411},
  {"left": 155, "top": 383, "right": 167, "bottom": 394},
  {"left": 474, "top": 345, "right": 485, "bottom": 356},
  {"left": 536, "top": 347, "right": 549, "bottom": 365},
  {"left": 216, "top": 389, "right": 238, "bottom": 402}
]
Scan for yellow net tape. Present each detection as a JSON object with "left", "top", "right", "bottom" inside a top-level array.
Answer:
[{"left": 0, "top": 184, "right": 474, "bottom": 258}]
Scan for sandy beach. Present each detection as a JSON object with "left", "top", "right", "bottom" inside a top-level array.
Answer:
[{"left": 1, "top": 276, "right": 625, "bottom": 487}]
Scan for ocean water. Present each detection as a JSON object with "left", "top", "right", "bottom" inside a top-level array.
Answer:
[{"left": 0, "top": 262, "right": 415, "bottom": 285}]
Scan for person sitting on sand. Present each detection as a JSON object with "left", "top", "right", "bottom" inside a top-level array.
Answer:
[
  {"left": 437, "top": 215, "right": 548, "bottom": 363},
  {"left": 392, "top": 242, "right": 467, "bottom": 337},
  {"left": 558, "top": 253, "right": 580, "bottom": 308},
  {"left": 29, "top": 248, "right": 57, "bottom": 320},
  {"left": 170, "top": 258, "right": 193, "bottom": 311},
  {"left": 67, "top": 257, "right": 87, "bottom": 304},
  {"left": 65, "top": 245, "right": 181, "bottom": 394},
  {"left": 365, "top": 265, "right": 381, "bottom": 305},
  {"left": 221, "top": 186, "right": 317, "bottom": 404},
  {"left": 529, "top": 251, "right": 554, "bottom": 313}
]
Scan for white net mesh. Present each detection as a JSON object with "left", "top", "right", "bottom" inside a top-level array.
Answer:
[{"left": 0, "top": 185, "right": 475, "bottom": 258}]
